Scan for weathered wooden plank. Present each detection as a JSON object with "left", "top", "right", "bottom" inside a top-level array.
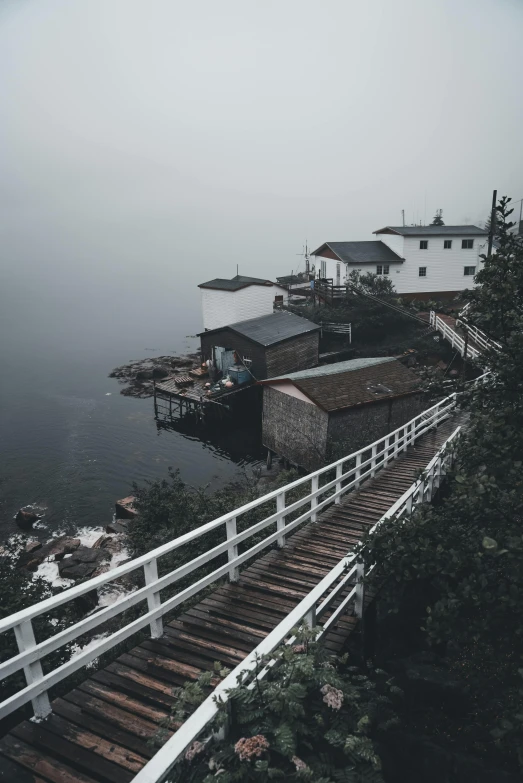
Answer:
[
  {"left": 41, "top": 713, "right": 146, "bottom": 774},
  {"left": 0, "top": 734, "right": 99, "bottom": 783},
  {"left": 77, "top": 680, "right": 170, "bottom": 725},
  {"left": 52, "top": 698, "right": 155, "bottom": 759},
  {"left": 64, "top": 691, "right": 167, "bottom": 741},
  {"left": 11, "top": 721, "right": 134, "bottom": 783},
  {"left": 91, "top": 669, "right": 175, "bottom": 710}
]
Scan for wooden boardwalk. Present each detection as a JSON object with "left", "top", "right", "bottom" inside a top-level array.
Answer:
[{"left": 0, "top": 417, "right": 461, "bottom": 783}]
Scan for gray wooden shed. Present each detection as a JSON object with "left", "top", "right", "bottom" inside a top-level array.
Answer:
[{"left": 260, "top": 357, "right": 425, "bottom": 471}]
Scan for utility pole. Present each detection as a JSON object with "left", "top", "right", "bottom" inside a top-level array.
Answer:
[{"left": 487, "top": 189, "right": 497, "bottom": 256}]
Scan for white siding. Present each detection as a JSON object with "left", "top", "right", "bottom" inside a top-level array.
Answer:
[
  {"left": 394, "top": 235, "right": 487, "bottom": 294},
  {"left": 200, "top": 284, "right": 288, "bottom": 331},
  {"left": 314, "top": 255, "right": 341, "bottom": 281},
  {"left": 375, "top": 234, "right": 405, "bottom": 257}
]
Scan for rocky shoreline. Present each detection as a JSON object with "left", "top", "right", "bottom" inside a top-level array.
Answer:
[{"left": 109, "top": 353, "right": 201, "bottom": 398}]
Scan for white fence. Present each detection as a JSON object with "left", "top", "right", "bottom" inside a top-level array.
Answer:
[
  {"left": 430, "top": 310, "right": 502, "bottom": 359},
  {"left": 429, "top": 311, "right": 480, "bottom": 360},
  {"left": 0, "top": 394, "right": 457, "bottom": 730},
  {"left": 133, "top": 420, "right": 462, "bottom": 783}
]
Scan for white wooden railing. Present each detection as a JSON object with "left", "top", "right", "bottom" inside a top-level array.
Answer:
[
  {"left": 133, "top": 420, "right": 462, "bottom": 783},
  {"left": 0, "top": 394, "right": 458, "bottom": 728},
  {"left": 430, "top": 309, "right": 502, "bottom": 359}
]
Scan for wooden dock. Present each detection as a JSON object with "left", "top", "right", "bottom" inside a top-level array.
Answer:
[
  {"left": 0, "top": 417, "right": 461, "bottom": 783},
  {"left": 153, "top": 376, "right": 249, "bottom": 422}
]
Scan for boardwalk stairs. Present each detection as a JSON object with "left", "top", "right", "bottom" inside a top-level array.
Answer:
[{"left": 0, "top": 395, "right": 466, "bottom": 783}]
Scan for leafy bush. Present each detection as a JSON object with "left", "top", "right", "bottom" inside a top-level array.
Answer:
[{"left": 162, "top": 626, "right": 401, "bottom": 782}]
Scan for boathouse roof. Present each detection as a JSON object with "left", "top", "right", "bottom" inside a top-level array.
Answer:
[
  {"left": 260, "top": 357, "right": 420, "bottom": 412},
  {"left": 200, "top": 311, "right": 320, "bottom": 347}
]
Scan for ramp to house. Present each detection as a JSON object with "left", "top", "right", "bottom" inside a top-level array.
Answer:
[{"left": 0, "top": 417, "right": 461, "bottom": 783}]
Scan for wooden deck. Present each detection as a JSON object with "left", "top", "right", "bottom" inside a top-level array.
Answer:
[{"left": 0, "top": 417, "right": 461, "bottom": 783}]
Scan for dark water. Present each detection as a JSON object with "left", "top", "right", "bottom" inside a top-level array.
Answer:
[{"left": 0, "top": 264, "right": 264, "bottom": 541}]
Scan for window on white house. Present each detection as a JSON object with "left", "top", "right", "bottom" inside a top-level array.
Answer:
[
  {"left": 462, "top": 239, "right": 474, "bottom": 249},
  {"left": 376, "top": 265, "right": 390, "bottom": 276},
  {"left": 320, "top": 260, "right": 327, "bottom": 278},
  {"left": 419, "top": 267, "right": 427, "bottom": 277},
  {"left": 464, "top": 266, "right": 476, "bottom": 276},
  {"left": 420, "top": 240, "right": 428, "bottom": 249},
  {"left": 444, "top": 240, "right": 452, "bottom": 249}
]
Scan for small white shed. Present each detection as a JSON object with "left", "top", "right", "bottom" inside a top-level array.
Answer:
[{"left": 198, "top": 275, "right": 288, "bottom": 331}]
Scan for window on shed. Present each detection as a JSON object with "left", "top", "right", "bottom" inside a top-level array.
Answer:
[
  {"left": 444, "top": 240, "right": 452, "bottom": 249},
  {"left": 419, "top": 267, "right": 427, "bottom": 277},
  {"left": 242, "top": 356, "right": 253, "bottom": 366},
  {"left": 420, "top": 240, "right": 428, "bottom": 249},
  {"left": 464, "top": 266, "right": 476, "bottom": 276},
  {"left": 462, "top": 239, "right": 474, "bottom": 249}
]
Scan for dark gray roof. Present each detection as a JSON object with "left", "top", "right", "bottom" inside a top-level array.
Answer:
[
  {"left": 311, "top": 241, "right": 403, "bottom": 264},
  {"left": 374, "top": 225, "right": 488, "bottom": 237},
  {"left": 200, "top": 311, "right": 320, "bottom": 347},
  {"left": 199, "top": 275, "right": 279, "bottom": 291}
]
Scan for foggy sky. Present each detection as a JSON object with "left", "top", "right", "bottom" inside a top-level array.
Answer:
[{"left": 1, "top": 0, "right": 523, "bottom": 293}]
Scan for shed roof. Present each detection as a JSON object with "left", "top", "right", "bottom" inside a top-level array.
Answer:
[
  {"left": 374, "top": 225, "right": 488, "bottom": 237},
  {"left": 200, "top": 311, "right": 320, "bottom": 347},
  {"left": 198, "top": 275, "right": 280, "bottom": 291},
  {"left": 260, "top": 357, "right": 420, "bottom": 412},
  {"left": 311, "top": 241, "right": 403, "bottom": 264}
]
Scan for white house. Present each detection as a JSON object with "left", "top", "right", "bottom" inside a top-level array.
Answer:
[
  {"left": 199, "top": 275, "right": 288, "bottom": 331},
  {"left": 311, "top": 225, "right": 489, "bottom": 300}
]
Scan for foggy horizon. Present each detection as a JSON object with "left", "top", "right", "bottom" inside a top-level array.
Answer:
[{"left": 1, "top": 0, "right": 522, "bottom": 293}]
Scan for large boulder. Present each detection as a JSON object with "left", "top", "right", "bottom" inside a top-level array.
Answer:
[
  {"left": 115, "top": 496, "right": 137, "bottom": 519},
  {"left": 151, "top": 365, "right": 170, "bottom": 379},
  {"left": 57, "top": 546, "right": 110, "bottom": 580},
  {"left": 17, "top": 536, "right": 81, "bottom": 571},
  {"left": 15, "top": 508, "right": 40, "bottom": 530},
  {"left": 135, "top": 368, "right": 153, "bottom": 380}
]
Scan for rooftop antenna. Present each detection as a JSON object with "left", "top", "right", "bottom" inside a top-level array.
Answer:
[{"left": 296, "top": 241, "right": 310, "bottom": 276}]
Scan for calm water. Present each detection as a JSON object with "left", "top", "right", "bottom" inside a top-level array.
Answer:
[{"left": 0, "top": 264, "right": 264, "bottom": 541}]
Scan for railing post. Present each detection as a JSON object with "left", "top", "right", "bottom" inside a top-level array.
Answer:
[
  {"left": 405, "top": 493, "right": 414, "bottom": 516},
  {"left": 354, "top": 563, "right": 365, "bottom": 619},
  {"left": 144, "top": 558, "right": 163, "bottom": 638},
  {"left": 226, "top": 517, "right": 239, "bottom": 582},
  {"left": 276, "top": 492, "right": 286, "bottom": 547},
  {"left": 384, "top": 436, "right": 391, "bottom": 465},
  {"left": 426, "top": 467, "right": 435, "bottom": 501},
  {"left": 14, "top": 620, "right": 51, "bottom": 719},
  {"left": 370, "top": 444, "right": 378, "bottom": 477},
  {"left": 433, "top": 456, "right": 441, "bottom": 489},
  {"left": 355, "top": 453, "right": 362, "bottom": 487},
  {"left": 303, "top": 605, "right": 316, "bottom": 629},
  {"left": 335, "top": 462, "right": 343, "bottom": 504},
  {"left": 402, "top": 425, "right": 408, "bottom": 453},
  {"left": 311, "top": 475, "right": 319, "bottom": 522},
  {"left": 416, "top": 479, "right": 425, "bottom": 505}
]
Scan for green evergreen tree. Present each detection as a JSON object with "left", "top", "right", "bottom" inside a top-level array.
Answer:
[
  {"left": 430, "top": 208, "right": 444, "bottom": 226},
  {"left": 362, "top": 196, "right": 523, "bottom": 772}
]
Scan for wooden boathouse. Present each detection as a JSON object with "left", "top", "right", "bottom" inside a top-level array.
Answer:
[
  {"left": 259, "top": 357, "right": 426, "bottom": 470},
  {"left": 199, "top": 310, "right": 320, "bottom": 381}
]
